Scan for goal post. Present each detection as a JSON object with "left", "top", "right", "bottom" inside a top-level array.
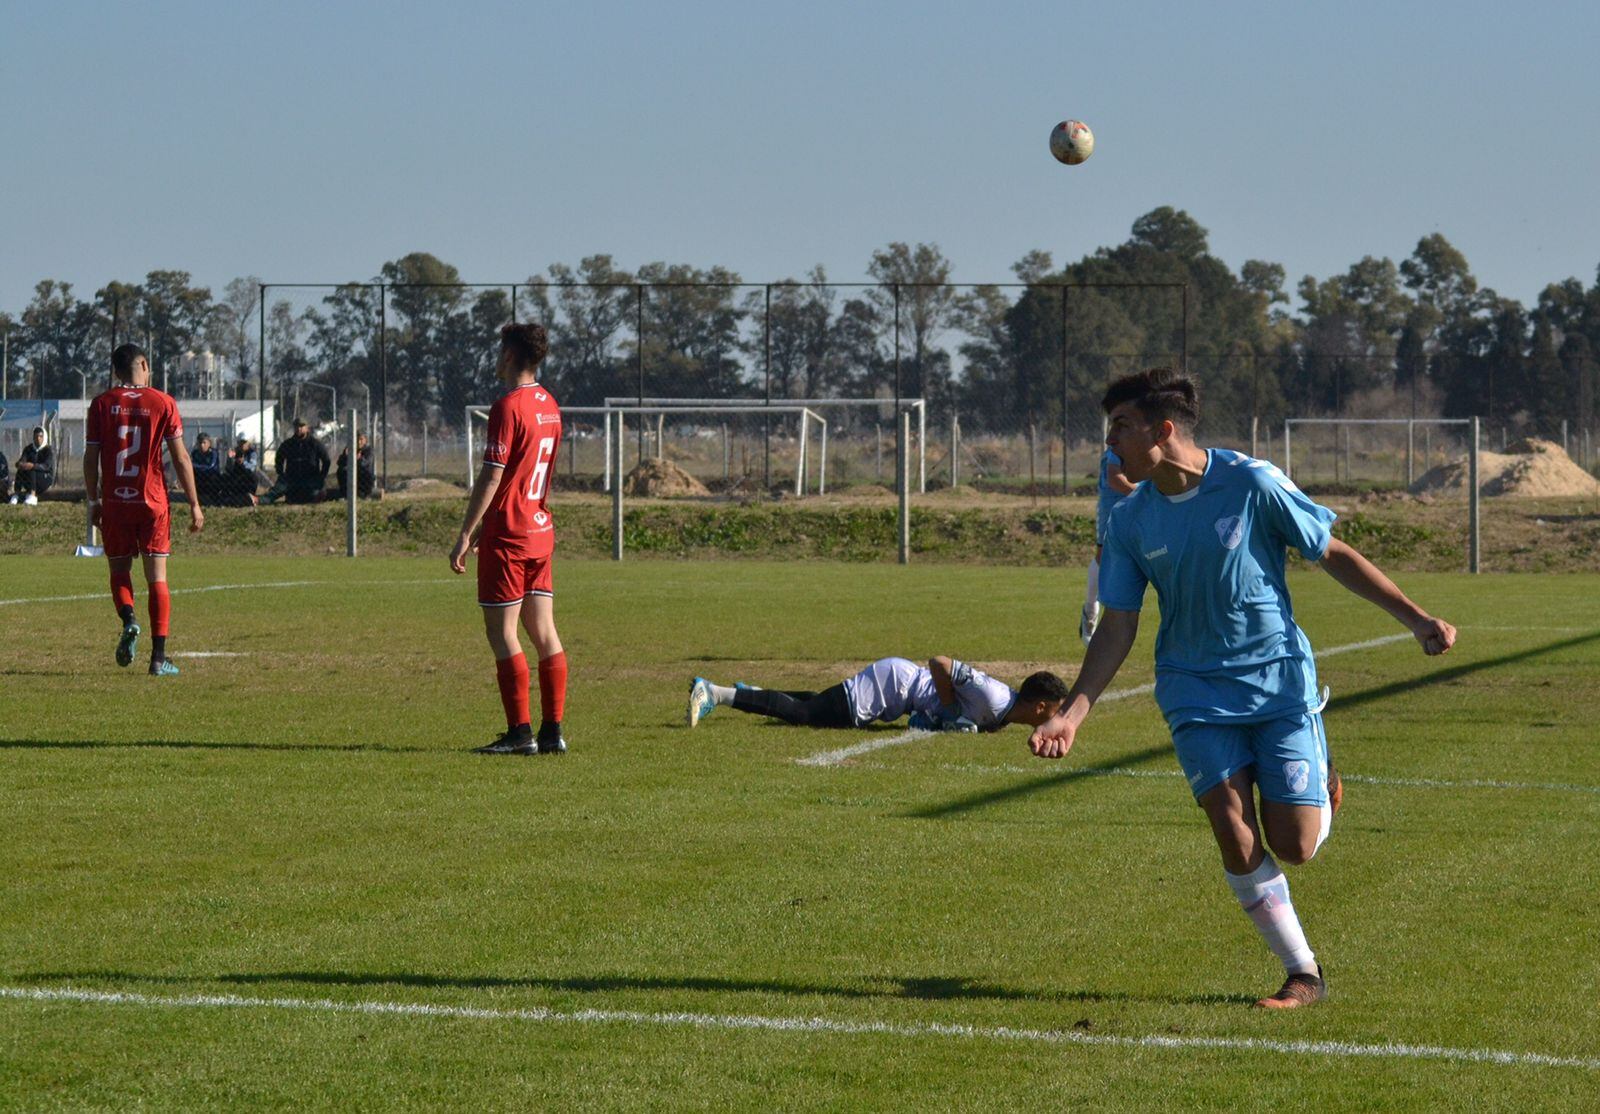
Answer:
[
  {"left": 1284, "top": 417, "right": 1480, "bottom": 574},
  {"left": 604, "top": 396, "right": 929, "bottom": 493}
]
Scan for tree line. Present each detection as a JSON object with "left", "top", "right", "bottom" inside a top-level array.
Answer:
[{"left": 3, "top": 207, "right": 1596, "bottom": 438}]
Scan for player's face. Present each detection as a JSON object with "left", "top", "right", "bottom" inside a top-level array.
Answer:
[
  {"left": 1106, "top": 402, "right": 1166, "bottom": 482},
  {"left": 495, "top": 346, "right": 517, "bottom": 385}
]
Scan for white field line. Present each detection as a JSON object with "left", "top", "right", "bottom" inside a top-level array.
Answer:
[
  {"left": 918, "top": 762, "right": 1600, "bottom": 796},
  {"left": 1, "top": 984, "right": 1595, "bottom": 1072},
  {"left": 169, "top": 652, "right": 253, "bottom": 659},
  {"left": 0, "top": 579, "right": 455, "bottom": 608},
  {"left": 795, "top": 634, "right": 1412, "bottom": 768},
  {"left": 795, "top": 729, "right": 932, "bottom": 767}
]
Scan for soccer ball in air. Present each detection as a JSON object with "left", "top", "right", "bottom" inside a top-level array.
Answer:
[{"left": 1049, "top": 119, "right": 1094, "bottom": 165}]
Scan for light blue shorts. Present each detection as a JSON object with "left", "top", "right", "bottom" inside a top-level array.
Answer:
[{"left": 1171, "top": 711, "right": 1330, "bottom": 807}]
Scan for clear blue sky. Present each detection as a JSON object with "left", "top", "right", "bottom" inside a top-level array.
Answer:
[{"left": 4, "top": 0, "right": 1597, "bottom": 312}]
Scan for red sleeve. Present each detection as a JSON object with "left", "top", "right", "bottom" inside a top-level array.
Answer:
[
  {"left": 483, "top": 398, "right": 511, "bottom": 468},
  {"left": 86, "top": 396, "right": 104, "bottom": 445},
  {"left": 165, "top": 394, "right": 184, "bottom": 440}
]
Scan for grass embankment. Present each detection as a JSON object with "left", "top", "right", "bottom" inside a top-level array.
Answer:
[{"left": 5, "top": 488, "right": 1598, "bottom": 571}]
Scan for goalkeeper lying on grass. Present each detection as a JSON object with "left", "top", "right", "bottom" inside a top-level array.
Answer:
[{"left": 687, "top": 657, "right": 1069, "bottom": 732}]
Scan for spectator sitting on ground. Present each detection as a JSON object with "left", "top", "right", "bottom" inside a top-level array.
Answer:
[
  {"left": 223, "top": 437, "right": 260, "bottom": 506},
  {"left": 12, "top": 426, "right": 54, "bottom": 505},
  {"left": 0, "top": 448, "right": 11, "bottom": 502},
  {"left": 262, "top": 418, "right": 330, "bottom": 504},
  {"left": 192, "top": 432, "right": 223, "bottom": 504},
  {"left": 336, "top": 432, "right": 380, "bottom": 499}
]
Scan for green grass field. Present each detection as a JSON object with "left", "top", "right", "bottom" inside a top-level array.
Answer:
[{"left": 2, "top": 556, "right": 1598, "bottom": 1109}]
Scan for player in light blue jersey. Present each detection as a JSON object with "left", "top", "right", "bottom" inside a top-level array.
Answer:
[
  {"left": 1030, "top": 368, "right": 1456, "bottom": 1010},
  {"left": 1081, "top": 446, "right": 1136, "bottom": 645}
]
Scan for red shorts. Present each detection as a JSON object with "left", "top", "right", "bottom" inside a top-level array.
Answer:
[
  {"left": 477, "top": 544, "right": 554, "bottom": 607},
  {"left": 102, "top": 506, "right": 172, "bottom": 559}
]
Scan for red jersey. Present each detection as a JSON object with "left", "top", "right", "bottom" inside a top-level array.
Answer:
[
  {"left": 86, "top": 385, "right": 184, "bottom": 519},
  {"left": 480, "top": 382, "right": 561, "bottom": 558}
]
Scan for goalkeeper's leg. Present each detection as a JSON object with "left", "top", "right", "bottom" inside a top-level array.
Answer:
[{"left": 733, "top": 683, "right": 854, "bottom": 728}]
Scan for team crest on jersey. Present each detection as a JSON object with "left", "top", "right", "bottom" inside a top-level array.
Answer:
[
  {"left": 487, "top": 441, "right": 507, "bottom": 458},
  {"left": 1284, "top": 760, "right": 1310, "bottom": 795},
  {"left": 1214, "top": 515, "right": 1244, "bottom": 550}
]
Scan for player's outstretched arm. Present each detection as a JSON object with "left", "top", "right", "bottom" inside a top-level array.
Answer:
[
  {"left": 1318, "top": 538, "right": 1455, "bottom": 655},
  {"left": 1029, "top": 607, "right": 1139, "bottom": 759},
  {"left": 449, "top": 464, "right": 504, "bottom": 574},
  {"left": 168, "top": 437, "right": 205, "bottom": 533}
]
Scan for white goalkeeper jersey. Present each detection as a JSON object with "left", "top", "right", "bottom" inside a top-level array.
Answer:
[{"left": 842, "top": 657, "right": 1017, "bottom": 729}]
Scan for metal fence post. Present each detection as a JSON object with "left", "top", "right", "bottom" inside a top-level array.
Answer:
[
  {"left": 346, "top": 409, "right": 358, "bottom": 557},
  {"left": 819, "top": 418, "right": 828, "bottom": 496},
  {"left": 1469, "top": 416, "right": 1480, "bottom": 575},
  {"left": 898, "top": 408, "right": 910, "bottom": 565},
  {"left": 950, "top": 413, "right": 960, "bottom": 489},
  {"left": 1284, "top": 421, "right": 1293, "bottom": 482},
  {"left": 1406, "top": 419, "right": 1415, "bottom": 488},
  {"left": 612, "top": 409, "right": 624, "bottom": 561},
  {"left": 796, "top": 410, "right": 808, "bottom": 497},
  {"left": 917, "top": 402, "right": 926, "bottom": 494}
]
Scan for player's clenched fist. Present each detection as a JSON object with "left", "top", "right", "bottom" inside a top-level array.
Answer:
[
  {"left": 1412, "top": 615, "right": 1456, "bottom": 656},
  {"left": 1029, "top": 713, "right": 1077, "bottom": 759}
]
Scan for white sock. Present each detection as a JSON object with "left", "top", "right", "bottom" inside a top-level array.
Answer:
[
  {"left": 1084, "top": 556, "right": 1100, "bottom": 617},
  {"left": 1225, "top": 855, "right": 1317, "bottom": 975},
  {"left": 708, "top": 683, "right": 737, "bottom": 706}
]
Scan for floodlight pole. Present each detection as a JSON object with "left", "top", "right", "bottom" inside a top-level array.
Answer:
[
  {"left": 378, "top": 284, "right": 387, "bottom": 491},
  {"left": 258, "top": 286, "right": 267, "bottom": 454}
]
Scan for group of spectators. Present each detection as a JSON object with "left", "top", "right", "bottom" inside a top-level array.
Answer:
[
  {"left": 0, "top": 427, "right": 55, "bottom": 505},
  {"left": 1, "top": 419, "right": 376, "bottom": 508},
  {"left": 190, "top": 418, "right": 377, "bottom": 506}
]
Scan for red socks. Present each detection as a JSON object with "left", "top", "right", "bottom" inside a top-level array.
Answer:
[
  {"left": 494, "top": 651, "right": 565, "bottom": 730},
  {"left": 538, "top": 652, "right": 567, "bottom": 725},
  {"left": 148, "top": 582, "right": 171, "bottom": 637},
  {"left": 111, "top": 570, "right": 135, "bottom": 616},
  {"left": 496, "top": 653, "right": 531, "bottom": 729}
]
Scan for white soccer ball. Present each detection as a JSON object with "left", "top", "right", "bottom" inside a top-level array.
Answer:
[{"left": 1049, "top": 119, "right": 1094, "bottom": 165}]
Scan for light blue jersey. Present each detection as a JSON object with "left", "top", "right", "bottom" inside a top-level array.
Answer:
[
  {"left": 1095, "top": 448, "right": 1126, "bottom": 545},
  {"left": 1098, "top": 449, "right": 1337, "bottom": 729}
]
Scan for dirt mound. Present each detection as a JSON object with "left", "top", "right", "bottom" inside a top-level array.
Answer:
[
  {"left": 623, "top": 458, "right": 710, "bottom": 497},
  {"left": 387, "top": 477, "right": 463, "bottom": 497},
  {"left": 1411, "top": 438, "right": 1599, "bottom": 497}
]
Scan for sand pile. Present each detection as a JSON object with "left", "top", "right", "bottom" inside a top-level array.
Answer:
[
  {"left": 623, "top": 458, "right": 710, "bottom": 497},
  {"left": 1411, "top": 438, "right": 1599, "bottom": 497}
]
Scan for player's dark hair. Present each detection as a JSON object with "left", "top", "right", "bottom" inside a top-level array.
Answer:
[
  {"left": 1018, "top": 671, "right": 1070, "bottom": 703},
  {"left": 500, "top": 322, "right": 549, "bottom": 372},
  {"left": 1101, "top": 367, "right": 1200, "bottom": 433},
  {"left": 111, "top": 343, "right": 146, "bottom": 381}
]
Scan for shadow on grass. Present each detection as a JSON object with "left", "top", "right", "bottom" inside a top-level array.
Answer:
[
  {"left": 905, "top": 743, "right": 1174, "bottom": 820},
  {"left": 0, "top": 738, "right": 439, "bottom": 755},
  {"left": 1331, "top": 628, "right": 1600, "bottom": 712},
  {"left": 907, "top": 629, "right": 1600, "bottom": 820},
  {"left": 17, "top": 968, "right": 1253, "bottom": 1008}
]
